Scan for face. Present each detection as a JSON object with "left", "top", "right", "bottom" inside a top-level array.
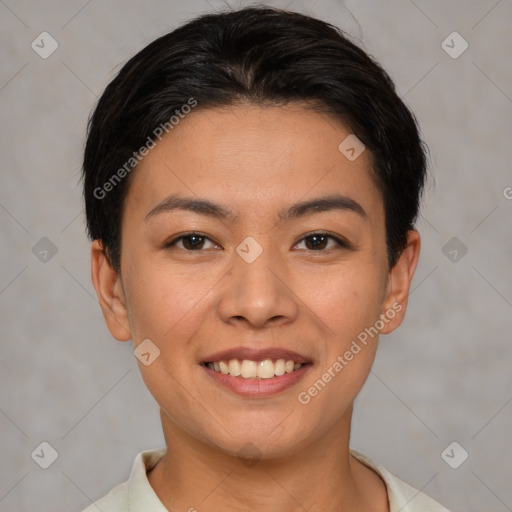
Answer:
[{"left": 92, "top": 104, "right": 419, "bottom": 460}]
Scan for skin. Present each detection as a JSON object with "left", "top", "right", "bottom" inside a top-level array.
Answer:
[{"left": 91, "top": 103, "right": 420, "bottom": 512}]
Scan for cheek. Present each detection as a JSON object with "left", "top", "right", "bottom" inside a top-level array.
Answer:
[
  {"left": 295, "top": 272, "right": 383, "bottom": 424},
  {"left": 122, "top": 253, "right": 220, "bottom": 343},
  {"left": 301, "top": 263, "right": 385, "bottom": 342},
  {"left": 122, "top": 261, "right": 215, "bottom": 424},
  {"left": 299, "top": 263, "right": 384, "bottom": 394}
]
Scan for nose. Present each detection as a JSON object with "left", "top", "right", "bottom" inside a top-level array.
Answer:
[{"left": 217, "top": 244, "right": 300, "bottom": 330}]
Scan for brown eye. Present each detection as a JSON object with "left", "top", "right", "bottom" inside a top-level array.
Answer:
[
  {"left": 305, "top": 234, "right": 329, "bottom": 250},
  {"left": 166, "top": 233, "right": 218, "bottom": 251},
  {"left": 294, "top": 232, "right": 349, "bottom": 251},
  {"left": 181, "top": 234, "right": 206, "bottom": 250}
]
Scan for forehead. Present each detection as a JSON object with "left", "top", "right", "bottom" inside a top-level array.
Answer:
[{"left": 125, "top": 104, "right": 383, "bottom": 221}]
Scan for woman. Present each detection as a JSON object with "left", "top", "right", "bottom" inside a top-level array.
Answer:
[{"left": 82, "top": 7, "right": 450, "bottom": 511}]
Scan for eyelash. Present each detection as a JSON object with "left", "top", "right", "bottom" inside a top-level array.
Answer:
[{"left": 164, "top": 231, "right": 351, "bottom": 251}]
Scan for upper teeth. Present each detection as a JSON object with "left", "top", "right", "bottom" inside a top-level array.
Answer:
[{"left": 207, "top": 359, "right": 302, "bottom": 379}]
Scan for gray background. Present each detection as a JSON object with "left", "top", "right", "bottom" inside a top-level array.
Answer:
[{"left": 1, "top": 0, "right": 511, "bottom": 511}]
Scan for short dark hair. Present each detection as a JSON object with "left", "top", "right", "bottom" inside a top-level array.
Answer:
[{"left": 83, "top": 6, "right": 428, "bottom": 271}]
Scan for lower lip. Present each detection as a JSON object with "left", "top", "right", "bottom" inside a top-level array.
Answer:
[{"left": 202, "top": 364, "right": 311, "bottom": 398}]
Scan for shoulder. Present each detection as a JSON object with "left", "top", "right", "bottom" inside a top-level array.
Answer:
[
  {"left": 81, "top": 480, "right": 129, "bottom": 512},
  {"left": 79, "top": 448, "right": 167, "bottom": 512},
  {"left": 350, "top": 449, "right": 452, "bottom": 512}
]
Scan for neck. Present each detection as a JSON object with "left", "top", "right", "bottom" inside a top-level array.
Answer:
[{"left": 147, "top": 408, "right": 389, "bottom": 512}]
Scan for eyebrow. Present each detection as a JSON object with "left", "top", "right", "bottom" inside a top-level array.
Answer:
[
  {"left": 145, "top": 194, "right": 234, "bottom": 221},
  {"left": 278, "top": 194, "right": 367, "bottom": 220},
  {"left": 145, "top": 193, "right": 367, "bottom": 222}
]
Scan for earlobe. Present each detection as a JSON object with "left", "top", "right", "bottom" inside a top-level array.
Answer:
[
  {"left": 379, "top": 230, "right": 421, "bottom": 335},
  {"left": 90, "top": 240, "right": 132, "bottom": 341}
]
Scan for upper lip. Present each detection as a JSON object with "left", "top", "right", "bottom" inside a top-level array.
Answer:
[{"left": 201, "top": 347, "right": 312, "bottom": 365}]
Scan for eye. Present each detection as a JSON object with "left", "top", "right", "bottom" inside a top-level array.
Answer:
[
  {"left": 166, "top": 233, "right": 219, "bottom": 251},
  {"left": 294, "top": 232, "right": 348, "bottom": 251}
]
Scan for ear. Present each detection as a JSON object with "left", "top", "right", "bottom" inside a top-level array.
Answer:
[
  {"left": 90, "top": 240, "right": 131, "bottom": 341},
  {"left": 379, "top": 230, "right": 421, "bottom": 334}
]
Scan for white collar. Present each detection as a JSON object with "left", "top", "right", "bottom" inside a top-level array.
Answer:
[{"left": 121, "top": 447, "right": 450, "bottom": 512}]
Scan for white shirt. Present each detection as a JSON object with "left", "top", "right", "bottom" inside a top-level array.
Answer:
[{"left": 82, "top": 448, "right": 451, "bottom": 511}]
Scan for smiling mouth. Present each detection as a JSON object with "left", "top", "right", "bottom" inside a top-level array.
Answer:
[{"left": 203, "top": 358, "right": 309, "bottom": 379}]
